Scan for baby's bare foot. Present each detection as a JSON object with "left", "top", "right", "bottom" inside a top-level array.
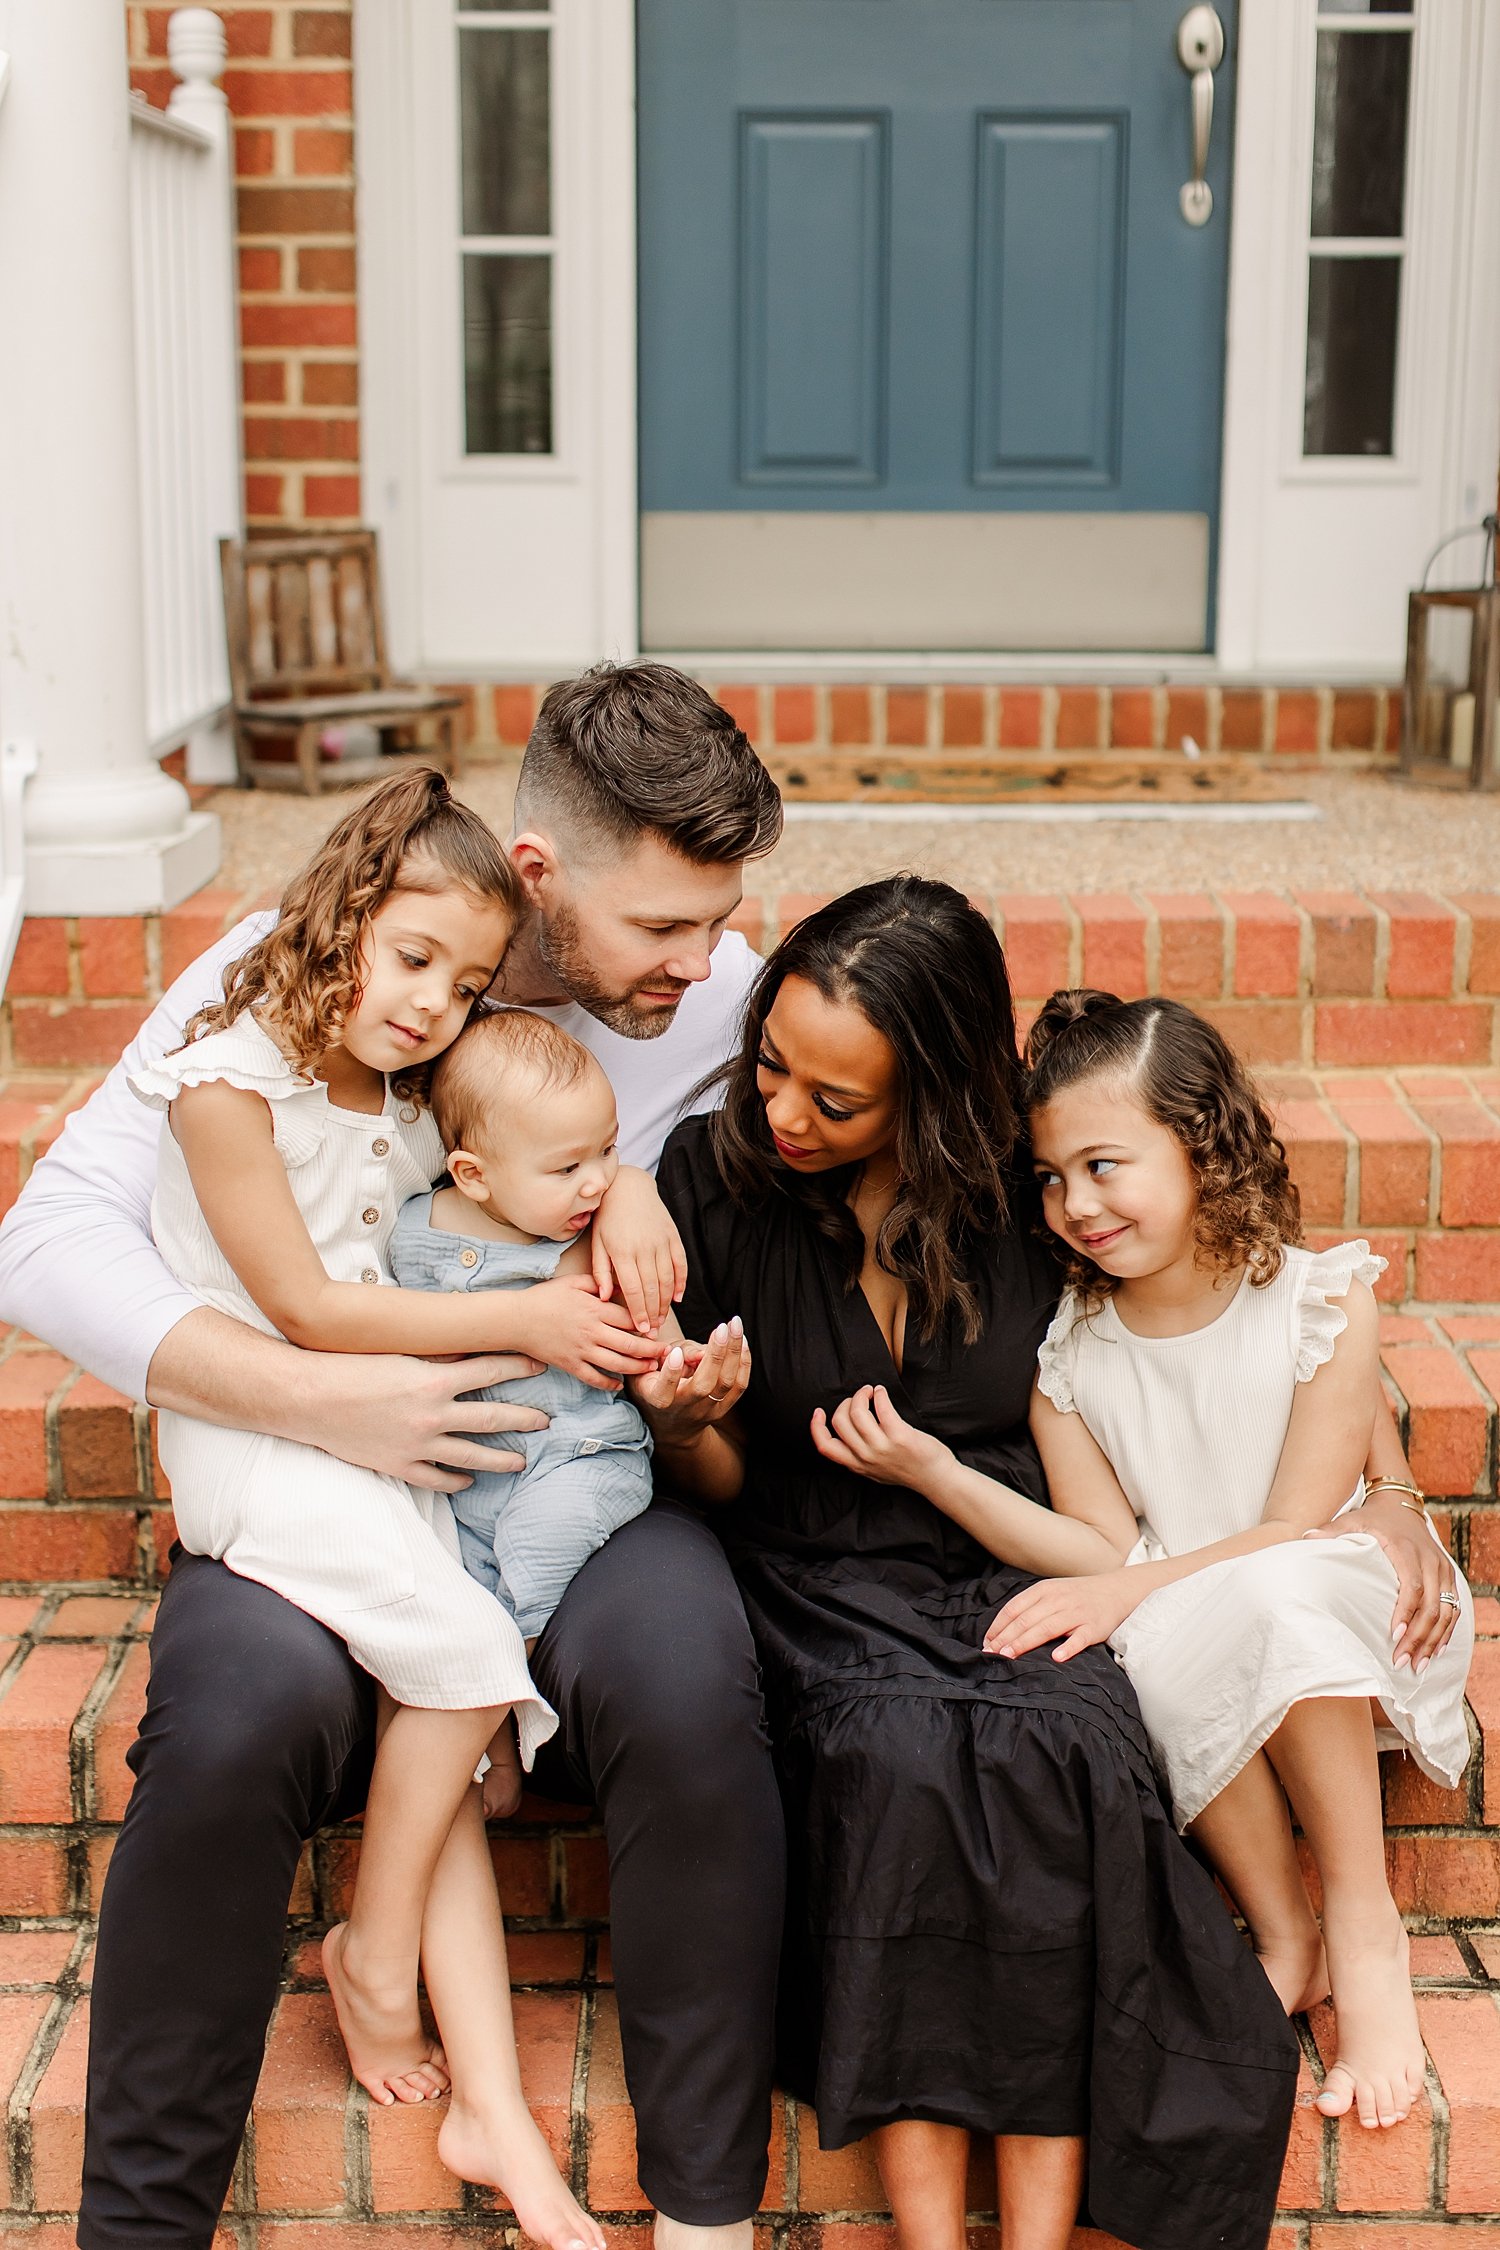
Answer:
[
  {"left": 439, "top": 2095, "right": 605, "bottom": 2250},
  {"left": 1254, "top": 1930, "right": 1331, "bottom": 2017},
  {"left": 1317, "top": 1917, "right": 1426, "bottom": 2130},
  {"left": 322, "top": 1923, "right": 450, "bottom": 2107}
]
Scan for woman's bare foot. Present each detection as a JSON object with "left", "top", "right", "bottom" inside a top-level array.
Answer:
[
  {"left": 481, "top": 1719, "right": 524, "bottom": 1822},
  {"left": 322, "top": 1923, "right": 450, "bottom": 2106},
  {"left": 439, "top": 2093, "right": 606, "bottom": 2250},
  {"left": 1254, "top": 1928, "right": 1331, "bottom": 2016},
  {"left": 1317, "top": 1915, "right": 1426, "bottom": 2129}
]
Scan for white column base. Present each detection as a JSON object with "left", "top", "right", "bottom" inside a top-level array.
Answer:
[{"left": 25, "top": 809, "right": 223, "bottom": 917}]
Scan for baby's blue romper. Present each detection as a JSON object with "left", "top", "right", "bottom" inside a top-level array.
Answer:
[{"left": 390, "top": 1191, "right": 654, "bottom": 1640}]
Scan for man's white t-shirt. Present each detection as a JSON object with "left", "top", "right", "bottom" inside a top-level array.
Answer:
[{"left": 0, "top": 913, "right": 760, "bottom": 1403}]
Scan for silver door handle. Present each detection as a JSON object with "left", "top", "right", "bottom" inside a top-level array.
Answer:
[{"left": 1176, "top": 5, "right": 1225, "bottom": 226}]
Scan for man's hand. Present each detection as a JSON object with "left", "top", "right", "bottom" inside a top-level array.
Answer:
[
  {"left": 286, "top": 1351, "right": 550, "bottom": 1491},
  {"left": 1305, "top": 1489, "right": 1461, "bottom": 1670},
  {"left": 810, "top": 1384, "right": 952, "bottom": 1491},
  {"left": 145, "top": 1308, "right": 550, "bottom": 1492},
  {"left": 521, "top": 1274, "right": 666, "bottom": 1390},
  {"left": 591, "top": 1166, "right": 688, "bottom": 1334},
  {"left": 983, "top": 1570, "right": 1144, "bottom": 1663}
]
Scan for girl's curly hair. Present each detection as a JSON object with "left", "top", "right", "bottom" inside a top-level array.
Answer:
[
  {"left": 1024, "top": 988, "right": 1301, "bottom": 1301},
  {"left": 184, "top": 767, "right": 523, "bottom": 1098}
]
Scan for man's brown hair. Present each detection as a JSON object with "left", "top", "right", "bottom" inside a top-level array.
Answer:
[{"left": 515, "top": 662, "right": 782, "bottom": 865}]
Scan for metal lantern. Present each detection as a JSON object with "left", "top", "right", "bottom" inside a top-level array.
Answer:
[{"left": 1400, "top": 582, "right": 1500, "bottom": 791}]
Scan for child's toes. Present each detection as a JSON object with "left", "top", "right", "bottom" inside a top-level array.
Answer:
[{"left": 1315, "top": 2065, "right": 1356, "bottom": 2119}]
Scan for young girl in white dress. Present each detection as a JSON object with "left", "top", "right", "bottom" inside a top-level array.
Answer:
[
  {"left": 984, "top": 990, "right": 1474, "bottom": 2135},
  {"left": 130, "top": 770, "right": 667, "bottom": 2250}
]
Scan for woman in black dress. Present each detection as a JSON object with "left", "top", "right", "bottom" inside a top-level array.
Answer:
[{"left": 639, "top": 877, "right": 1297, "bottom": 2250}]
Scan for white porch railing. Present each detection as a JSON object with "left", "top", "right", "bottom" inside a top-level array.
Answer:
[{"left": 128, "top": 10, "right": 243, "bottom": 760}]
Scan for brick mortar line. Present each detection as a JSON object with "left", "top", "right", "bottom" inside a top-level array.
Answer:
[
  {"left": 7, "top": 1982, "right": 75, "bottom": 2213},
  {"left": 68, "top": 1641, "right": 131, "bottom": 1825},
  {"left": 568, "top": 1981, "right": 595, "bottom": 2205}
]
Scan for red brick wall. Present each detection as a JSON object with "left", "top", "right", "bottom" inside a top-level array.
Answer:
[{"left": 127, "top": 1, "right": 360, "bottom": 531}]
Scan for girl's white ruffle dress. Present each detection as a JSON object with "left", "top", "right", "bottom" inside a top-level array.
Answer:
[
  {"left": 1037, "top": 1240, "right": 1473, "bottom": 1829},
  {"left": 131, "top": 1016, "right": 555, "bottom": 1760}
]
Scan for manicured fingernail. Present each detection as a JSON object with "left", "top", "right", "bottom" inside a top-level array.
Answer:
[
  {"left": 1417, "top": 1656, "right": 1430, "bottom": 1675},
  {"left": 1392, "top": 1623, "right": 1406, "bottom": 1643},
  {"left": 730, "top": 1314, "right": 743, "bottom": 1336},
  {"left": 1395, "top": 1652, "right": 1410, "bottom": 1670}
]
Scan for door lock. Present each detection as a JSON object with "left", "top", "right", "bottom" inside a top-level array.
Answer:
[{"left": 1176, "top": 5, "right": 1225, "bottom": 227}]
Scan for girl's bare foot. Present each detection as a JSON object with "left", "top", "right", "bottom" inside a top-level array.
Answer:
[
  {"left": 481, "top": 1720, "right": 524, "bottom": 1822},
  {"left": 322, "top": 1923, "right": 450, "bottom": 2106},
  {"left": 1254, "top": 1929, "right": 1330, "bottom": 2016},
  {"left": 439, "top": 2094, "right": 606, "bottom": 2250},
  {"left": 1317, "top": 1916, "right": 1426, "bottom": 2129}
]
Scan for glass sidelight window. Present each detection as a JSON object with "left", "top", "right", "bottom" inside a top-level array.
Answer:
[
  {"left": 456, "top": 5, "right": 554, "bottom": 455},
  {"left": 1302, "top": 5, "right": 1415, "bottom": 457}
]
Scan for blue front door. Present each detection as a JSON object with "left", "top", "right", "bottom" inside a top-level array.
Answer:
[{"left": 638, "top": 0, "right": 1238, "bottom": 651}]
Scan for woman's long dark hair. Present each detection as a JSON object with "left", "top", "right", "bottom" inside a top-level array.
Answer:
[{"left": 710, "top": 876, "right": 1024, "bottom": 1343}]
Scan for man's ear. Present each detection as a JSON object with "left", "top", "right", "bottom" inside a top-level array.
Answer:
[
  {"left": 508, "top": 830, "right": 559, "bottom": 905},
  {"left": 447, "top": 1148, "right": 493, "bottom": 1205}
]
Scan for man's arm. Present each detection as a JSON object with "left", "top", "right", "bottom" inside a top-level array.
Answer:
[
  {"left": 0, "top": 916, "right": 272, "bottom": 1399},
  {"left": 0, "top": 916, "right": 547, "bottom": 1482},
  {"left": 146, "top": 1311, "right": 546, "bottom": 1489}
]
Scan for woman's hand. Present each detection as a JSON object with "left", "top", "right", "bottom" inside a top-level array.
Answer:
[
  {"left": 631, "top": 1318, "right": 750, "bottom": 1439},
  {"left": 810, "top": 1384, "right": 952, "bottom": 1490},
  {"left": 1305, "top": 1489, "right": 1461, "bottom": 1669},
  {"left": 522, "top": 1274, "right": 666, "bottom": 1390},
  {"left": 983, "top": 1569, "right": 1144, "bottom": 1663},
  {"left": 591, "top": 1166, "right": 688, "bottom": 1335}
]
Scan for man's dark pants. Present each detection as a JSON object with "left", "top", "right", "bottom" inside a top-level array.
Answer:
[{"left": 78, "top": 1502, "right": 785, "bottom": 2249}]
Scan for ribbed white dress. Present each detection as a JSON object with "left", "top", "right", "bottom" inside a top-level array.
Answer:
[
  {"left": 131, "top": 1016, "right": 555, "bottom": 1758},
  {"left": 1037, "top": 1241, "right": 1473, "bottom": 1829}
]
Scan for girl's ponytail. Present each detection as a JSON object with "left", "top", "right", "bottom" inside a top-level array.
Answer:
[{"left": 1023, "top": 987, "right": 1132, "bottom": 1076}]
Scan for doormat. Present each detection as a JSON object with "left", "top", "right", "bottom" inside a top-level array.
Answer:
[{"left": 764, "top": 752, "right": 1302, "bottom": 806}]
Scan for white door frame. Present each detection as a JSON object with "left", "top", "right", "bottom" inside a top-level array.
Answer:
[
  {"left": 1216, "top": 0, "right": 1500, "bottom": 677},
  {"left": 354, "top": 0, "right": 638, "bottom": 676},
  {"left": 358, "top": 0, "right": 1500, "bottom": 678}
]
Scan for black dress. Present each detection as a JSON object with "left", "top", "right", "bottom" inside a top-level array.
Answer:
[{"left": 658, "top": 1116, "right": 1297, "bottom": 2250}]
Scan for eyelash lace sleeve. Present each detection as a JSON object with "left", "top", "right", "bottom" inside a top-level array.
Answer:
[
  {"left": 1294, "top": 1238, "right": 1387, "bottom": 1384},
  {"left": 1035, "top": 1291, "right": 1084, "bottom": 1415}
]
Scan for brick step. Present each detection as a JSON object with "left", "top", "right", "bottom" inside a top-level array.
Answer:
[
  {"left": 3, "top": 1916, "right": 1500, "bottom": 2242},
  {"left": 0, "top": 1594, "right": 1497, "bottom": 1904},
  {"left": 4, "top": 889, "right": 1500, "bottom": 1080},
  {"left": 2, "top": 1605, "right": 1500, "bottom": 2236},
  {"left": 1, "top": 1305, "right": 1496, "bottom": 1596}
]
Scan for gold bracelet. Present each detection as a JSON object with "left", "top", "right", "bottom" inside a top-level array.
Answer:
[
  {"left": 1363, "top": 1475, "right": 1427, "bottom": 1510},
  {"left": 1399, "top": 1499, "right": 1429, "bottom": 1519}
]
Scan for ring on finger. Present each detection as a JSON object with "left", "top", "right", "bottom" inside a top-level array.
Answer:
[{"left": 1439, "top": 1589, "right": 1461, "bottom": 1608}]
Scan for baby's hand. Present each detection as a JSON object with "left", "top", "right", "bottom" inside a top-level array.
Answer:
[
  {"left": 592, "top": 1166, "right": 688, "bottom": 1335},
  {"left": 631, "top": 1319, "right": 750, "bottom": 1434},
  {"left": 810, "top": 1385, "right": 950, "bottom": 1491},
  {"left": 522, "top": 1274, "right": 665, "bottom": 1391}
]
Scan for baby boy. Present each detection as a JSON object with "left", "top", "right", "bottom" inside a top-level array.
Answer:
[{"left": 390, "top": 1008, "right": 654, "bottom": 1809}]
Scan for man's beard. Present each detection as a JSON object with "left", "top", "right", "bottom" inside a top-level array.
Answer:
[{"left": 536, "top": 901, "right": 689, "bottom": 1041}]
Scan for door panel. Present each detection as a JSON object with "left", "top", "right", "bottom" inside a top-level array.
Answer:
[
  {"left": 638, "top": 0, "right": 1238, "bottom": 650},
  {"left": 972, "top": 118, "right": 1125, "bottom": 484},
  {"left": 740, "top": 117, "right": 888, "bottom": 484}
]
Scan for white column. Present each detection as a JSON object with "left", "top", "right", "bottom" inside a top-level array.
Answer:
[{"left": 0, "top": 0, "right": 220, "bottom": 914}]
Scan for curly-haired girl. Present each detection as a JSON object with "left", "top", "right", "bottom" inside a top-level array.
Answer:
[
  {"left": 126, "top": 767, "right": 684, "bottom": 2250},
  {"left": 979, "top": 989, "right": 1474, "bottom": 2138}
]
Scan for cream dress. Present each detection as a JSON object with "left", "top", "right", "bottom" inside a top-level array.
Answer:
[
  {"left": 1036, "top": 1240, "right": 1473, "bottom": 1829},
  {"left": 131, "top": 1015, "right": 555, "bottom": 1761}
]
